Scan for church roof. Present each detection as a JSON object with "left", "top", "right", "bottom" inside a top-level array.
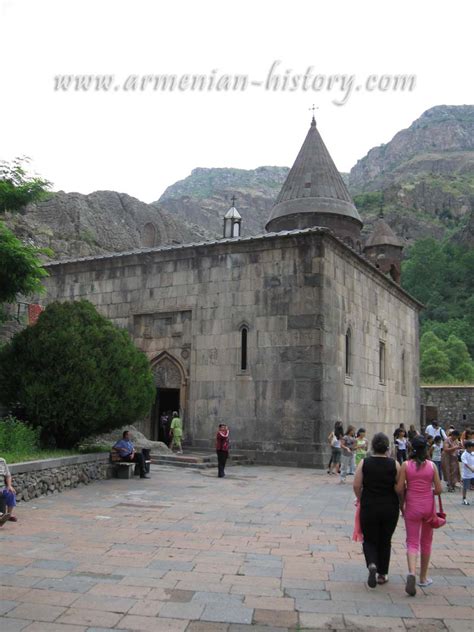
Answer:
[
  {"left": 43, "top": 226, "right": 422, "bottom": 309},
  {"left": 365, "top": 216, "right": 404, "bottom": 248},
  {"left": 265, "top": 117, "right": 362, "bottom": 229},
  {"left": 224, "top": 206, "right": 242, "bottom": 220}
]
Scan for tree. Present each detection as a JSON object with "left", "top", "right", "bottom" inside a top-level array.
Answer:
[
  {"left": 0, "top": 158, "right": 52, "bottom": 316},
  {"left": 419, "top": 331, "right": 474, "bottom": 384},
  {"left": 420, "top": 331, "right": 444, "bottom": 355},
  {"left": 444, "top": 335, "right": 474, "bottom": 382},
  {"left": 420, "top": 346, "right": 451, "bottom": 383},
  {"left": 0, "top": 300, "right": 155, "bottom": 447},
  {"left": 0, "top": 157, "right": 52, "bottom": 213},
  {"left": 403, "top": 238, "right": 474, "bottom": 364},
  {"left": 402, "top": 239, "right": 446, "bottom": 307},
  {"left": 0, "top": 223, "right": 49, "bottom": 304}
]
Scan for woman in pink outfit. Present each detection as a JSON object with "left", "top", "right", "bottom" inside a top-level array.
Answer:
[{"left": 396, "top": 435, "right": 442, "bottom": 596}]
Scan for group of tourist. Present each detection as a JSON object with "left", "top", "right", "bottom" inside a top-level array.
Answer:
[
  {"left": 345, "top": 420, "right": 474, "bottom": 596},
  {"left": 329, "top": 420, "right": 473, "bottom": 499},
  {"left": 327, "top": 422, "right": 369, "bottom": 482}
]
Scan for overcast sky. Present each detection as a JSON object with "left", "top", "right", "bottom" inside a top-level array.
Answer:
[{"left": 0, "top": 0, "right": 471, "bottom": 203}]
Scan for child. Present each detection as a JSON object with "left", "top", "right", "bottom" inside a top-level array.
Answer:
[
  {"left": 340, "top": 426, "right": 356, "bottom": 483},
  {"left": 355, "top": 428, "right": 368, "bottom": 467},
  {"left": 460, "top": 440, "right": 474, "bottom": 506},
  {"left": 430, "top": 435, "right": 443, "bottom": 480},
  {"left": 395, "top": 428, "right": 408, "bottom": 464},
  {"left": 0, "top": 456, "right": 17, "bottom": 526},
  {"left": 329, "top": 428, "right": 343, "bottom": 475}
]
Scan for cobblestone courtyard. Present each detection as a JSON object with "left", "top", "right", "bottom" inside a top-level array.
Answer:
[{"left": 0, "top": 464, "right": 472, "bottom": 631}]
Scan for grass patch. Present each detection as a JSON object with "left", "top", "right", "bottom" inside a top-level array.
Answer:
[
  {"left": 4, "top": 446, "right": 111, "bottom": 464},
  {"left": 3, "top": 449, "right": 80, "bottom": 464}
]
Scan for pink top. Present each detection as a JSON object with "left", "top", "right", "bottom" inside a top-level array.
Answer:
[{"left": 405, "top": 459, "right": 434, "bottom": 508}]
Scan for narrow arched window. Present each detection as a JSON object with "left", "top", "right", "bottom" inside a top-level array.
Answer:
[
  {"left": 379, "top": 341, "right": 386, "bottom": 384},
  {"left": 345, "top": 328, "right": 352, "bottom": 376},
  {"left": 401, "top": 350, "right": 406, "bottom": 393},
  {"left": 241, "top": 327, "right": 248, "bottom": 371}
]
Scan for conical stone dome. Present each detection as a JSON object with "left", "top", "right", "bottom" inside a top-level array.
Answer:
[
  {"left": 364, "top": 215, "right": 404, "bottom": 284},
  {"left": 365, "top": 217, "right": 403, "bottom": 248},
  {"left": 265, "top": 117, "right": 362, "bottom": 247}
]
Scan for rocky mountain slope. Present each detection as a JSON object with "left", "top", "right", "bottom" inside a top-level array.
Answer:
[
  {"left": 349, "top": 105, "right": 474, "bottom": 244},
  {"left": 4, "top": 190, "right": 198, "bottom": 260},
  {"left": 3, "top": 105, "right": 472, "bottom": 259},
  {"left": 155, "top": 166, "right": 289, "bottom": 239},
  {"left": 156, "top": 105, "right": 473, "bottom": 246}
]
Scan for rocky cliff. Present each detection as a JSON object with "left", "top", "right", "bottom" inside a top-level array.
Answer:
[
  {"left": 349, "top": 105, "right": 474, "bottom": 191},
  {"left": 3, "top": 105, "right": 473, "bottom": 258},
  {"left": 156, "top": 106, "right": 473, "bottom": 246},
  {"left": 349, "top": 105, "right": 474, "bottom": 244},
  {"left": 155, "top": 166, "right": 290, "bottom": 239},
  {"left": 3, "top": 190, "right": 198, "bottom": 260}
]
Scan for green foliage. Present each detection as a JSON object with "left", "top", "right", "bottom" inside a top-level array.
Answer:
[
  {"left": 353, "top": 191, "right": 383, "bottom": 211},
  {"left": 420, "top": 346, "right": 451, "bottom": 383},
  {"left": 422, "top": 317, "right": 474, "bottom": 357},
  {"left": 0, "top": 415, "right": 40, "bottom": 454},
  {"left": 419, "top": 331, "right": 474, "bottom": 384},
  {"left": 445, "top": 335, "right": 474, "bottom": 382},
  {"left": 0, "top": 223, "right": 49, "bottom": 303},
  {"left": 0, "top": 157, "right": 52, "bottom": 214},
  {"left": 0, "top": 300, "right": 156, "bottom": 448},
  {"left": 402, "top": 238, "right": 474, "bottom": 359},
  {"left": 0, "top": 159, "right": 52, "bottom": 310},
  {"left": 2, "top": 449, "right": 79, "bottom": 464}
]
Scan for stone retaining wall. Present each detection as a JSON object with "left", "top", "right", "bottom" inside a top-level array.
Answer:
[
  {"left": 420, "top": 385, "right": 474, "bottom": 430},
  {"left": 9, "top": 453, "right": 111, "bottom": 502}
]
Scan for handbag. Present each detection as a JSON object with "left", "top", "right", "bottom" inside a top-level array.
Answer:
[{"left": 426, "top": 494, "right": 446, "bottom": 529}]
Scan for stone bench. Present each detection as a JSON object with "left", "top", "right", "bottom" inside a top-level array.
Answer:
[
  {"left": 110, "top": 449, "right": 151, "bottom": 479},
  {"left": 113, "top": 462, "right": 136, "bottom": 479}
]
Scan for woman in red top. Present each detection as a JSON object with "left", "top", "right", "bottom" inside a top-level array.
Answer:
[{"left": 216, "top": 424, "right": 230, "bottom": 478}]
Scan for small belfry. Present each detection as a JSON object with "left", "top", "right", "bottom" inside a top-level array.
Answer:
[
  {"left": 364, "top": 207, "right": 404, "bottom": 284},
  {"left": 223, "top": 194, "right": 242, "bottom": 238}
]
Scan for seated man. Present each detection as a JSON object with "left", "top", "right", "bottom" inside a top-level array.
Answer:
[
  {"left": 0, "top": 456, "right": 17, "bottom": 526},
  {"left": 113, "top": 430, "right": 149, "bottom": 479}
]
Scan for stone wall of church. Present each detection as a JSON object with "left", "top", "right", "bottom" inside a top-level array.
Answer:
[
  {"left": 42, "top": 230, "right": 420, "bottom": 467},
  {"left": 321, "top": 238, "right": 420, "bottom": 441}
]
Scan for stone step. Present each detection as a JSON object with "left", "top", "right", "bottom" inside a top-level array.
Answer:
[{"left": 150, "top": 452, "right": 250, "bottom": 469}]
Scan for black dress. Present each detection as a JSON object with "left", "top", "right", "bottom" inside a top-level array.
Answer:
[{"left": 359, "top": 456, "right": 399, "bottom": 576}]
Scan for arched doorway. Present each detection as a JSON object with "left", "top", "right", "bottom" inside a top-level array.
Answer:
[{"left": 150, "top": 352, "right": 187, "bottom": 442}]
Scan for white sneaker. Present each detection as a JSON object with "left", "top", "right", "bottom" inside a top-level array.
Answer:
[{"left": 462, "top": 499, "right": 470, "bottom": 505}]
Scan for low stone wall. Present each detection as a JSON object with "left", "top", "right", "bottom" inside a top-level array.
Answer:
[
  {"left": 420, "top": 385, "right": 474, "bottom": 430},
  {"left": 9, "top": 453, "right": 111, "bottom": 502}
]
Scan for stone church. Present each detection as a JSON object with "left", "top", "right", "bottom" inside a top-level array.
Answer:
[{"left": 41, "top": 116, "right": 421, "bottom": 466}]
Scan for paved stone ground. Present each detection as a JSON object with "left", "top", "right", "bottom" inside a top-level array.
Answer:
[{"left": 0, "top": 465, "right": 473, "bottom": 631}]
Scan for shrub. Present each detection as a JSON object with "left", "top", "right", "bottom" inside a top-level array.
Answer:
[
  {"left": 0, "top": 300, "right": 155, "bottom": 448},
  {"left": 0, "top": 415, "right": 40, "bottom": 454}
]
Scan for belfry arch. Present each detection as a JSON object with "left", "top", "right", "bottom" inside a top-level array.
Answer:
[{"left": 150, "top": 352, "right": 188, "bottom": 441}]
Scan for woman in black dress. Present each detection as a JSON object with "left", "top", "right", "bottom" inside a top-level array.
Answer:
[{"left": 353, "top": 432, "right": 401, "bottom": 587}]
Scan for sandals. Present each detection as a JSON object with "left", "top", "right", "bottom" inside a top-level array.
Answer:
[
  {"left": 418, "top": 578, "right": 433, "bottom": 587},
  {"left": 405, "top": 573, "right": 416, "bottom": 596},
  {"left": 367, "top": 563, "right": 377, "bottom": 588}
]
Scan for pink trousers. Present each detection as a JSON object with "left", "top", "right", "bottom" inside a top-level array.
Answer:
[{"left": 404, "top": 502, "right": 434, "bottom": 555}]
